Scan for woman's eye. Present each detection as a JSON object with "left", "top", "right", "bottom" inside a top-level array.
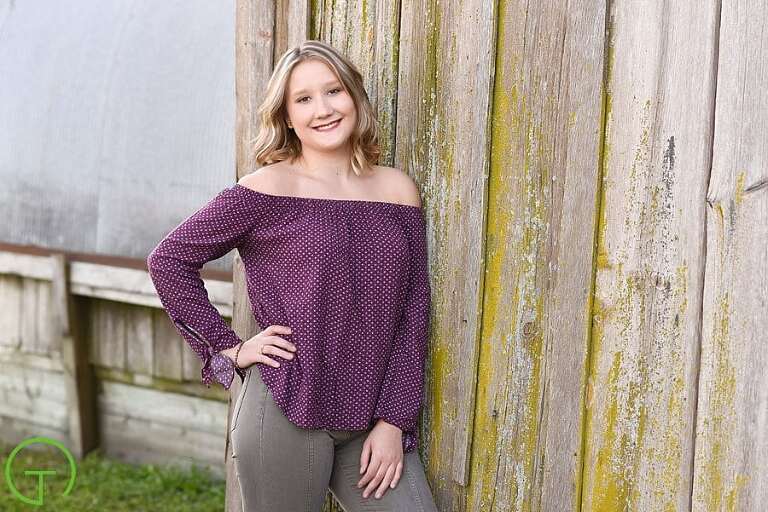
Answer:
[{"left": 297, "top": 88, "right": 341, "bottom": 103}]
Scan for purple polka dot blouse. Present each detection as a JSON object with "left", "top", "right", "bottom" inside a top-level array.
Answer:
[{"left": 146, "top": 183, "right": 432, "bottom": 453}]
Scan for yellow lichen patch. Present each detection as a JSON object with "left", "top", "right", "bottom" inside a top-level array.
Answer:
[
  {"left": 696, "top": 292, "right": 737, "bottom": 510},
  {"left": 734, "top": 171, "right": 746, "bottom": 206},
  {"left": 579, "top": 28, "right": 614, "bottom": 512},
  {"left": 589, "top": 351, "right": 625, "bottom": 510},
  {"left": 725, "top": 474, "right": 749, "bottom": 512}
]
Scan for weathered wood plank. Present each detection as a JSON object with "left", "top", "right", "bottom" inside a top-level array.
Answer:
[
  {"left": 581, "top": 2, "right": 718, "bottom": 510},
  {"left": 0, "top": 275, "right": 23, "bottom": 349},
  {"left": 36, "top": 278, "right": 56, "bottom": 353},
  {"left": 276, "top": 0, "right": 309, "bottom": 62},
  {"left": 464, "top": 1, "right": 607, "bottom": 510},
  {"left": 0, "top": 362, "right": 69, "bottom": 430},
  {"left": 393, "top": 0, "right": 496, "bottom": 506},
  {"left": 98, "top": 381, "right": 228, "bottom": 476},
  {"left": 0, "top": 415, "right": 68, "bottom": 451},
  {"left": 181, "top": 326, "right": 203, "bottom": 381},
  {"left": 94, "top": 366, "right": 230, "bottom": 402},
  {"left": 125, "top": 306, "right": 154, "bottom": 375},
  {"left": 88, "top": 300, "right": 101, "bottom": 364},
  {"left": 99, "top": 413, "right": 226, "bottom": 479},
  {"left": 691, "top": 1, "right": 768, "bottom": 508},
  {"left": 0, "top": 252, "right": 233, "bottom": 315},
  {"left": 53, "top": 253, "right": 98, "bottom": 459},
  {"left": 20, "top": 277, "right": 39, "bottom": 353},
  {"left": 152, "top": 307, "right": 184, "bottom": 380},
  {"left": 231, "top": 1, "right": 277, "bottom": 510},
  {"left": 98, "top": 380, "right": 228, "bottom": 436},
  {"left": 95, "top": 299, "right": 127, "bottom": 370},
  {"left": 0, "top": 349, "right": 64, "bottom": 371}
]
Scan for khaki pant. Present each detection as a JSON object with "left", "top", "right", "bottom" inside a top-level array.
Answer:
[{"left": 230, "top": 366, "right": 439, "bottom": 512}]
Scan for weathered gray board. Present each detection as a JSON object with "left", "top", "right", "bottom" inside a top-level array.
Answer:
[
  {"left": 0, "top": 0, "right": 237, "bottom": 273},
  {"left": 581, "top": 2, "right": 718, "bottom": 510},
  {"left": 691, "top": 1, "right": 768, "bottom": 509},
  {"left": 98, "top": 380, "right": 229, "bottom": 479}
]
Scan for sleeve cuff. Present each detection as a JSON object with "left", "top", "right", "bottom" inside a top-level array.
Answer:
[{"left": 201, "top": 346, "right": 246, "bottom": 390}]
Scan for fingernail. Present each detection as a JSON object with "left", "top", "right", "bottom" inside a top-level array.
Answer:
[{"left": 375, "top": 493, "right": 381, "bottom": 499}]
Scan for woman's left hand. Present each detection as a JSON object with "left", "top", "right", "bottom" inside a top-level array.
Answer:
[{"left": 357, "top": 419, "right": 403, "bottom": 499}]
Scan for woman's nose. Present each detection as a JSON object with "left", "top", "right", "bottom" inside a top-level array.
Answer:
[{"left": 315, "top": 99, "right": 334, "bottom": 116}]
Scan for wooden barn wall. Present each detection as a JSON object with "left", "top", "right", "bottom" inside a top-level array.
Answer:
[
  {"left": 306, "top": 1, "right": 764, "bottom": 512},
  {"left": 0, "top": 0, "right": 237, "bottom": 273}
]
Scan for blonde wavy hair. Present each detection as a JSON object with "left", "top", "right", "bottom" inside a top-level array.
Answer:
[{"left": 251, "top": 40, "right": 381, "bottom": 176}]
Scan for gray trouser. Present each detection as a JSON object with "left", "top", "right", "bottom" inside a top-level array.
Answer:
[{"left": 230, "top": 366, "right": 439, "bottom": 512}]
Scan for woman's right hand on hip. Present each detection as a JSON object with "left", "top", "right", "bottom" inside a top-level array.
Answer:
[{"left": 240, "top": 324, "right": 297, "bottom": 368}]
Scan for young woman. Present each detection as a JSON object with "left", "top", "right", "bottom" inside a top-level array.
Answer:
[{"left": 147, "top": 40, "right": 438, "bottom": 511}]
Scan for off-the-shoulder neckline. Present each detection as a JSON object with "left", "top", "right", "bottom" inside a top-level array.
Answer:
[{"left": 232, "top": 183, "right": 423, "bottom": 210}]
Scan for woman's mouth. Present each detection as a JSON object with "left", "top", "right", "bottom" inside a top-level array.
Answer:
[{"left": 312, "top": 119, "right": 341, "bottom": 132}]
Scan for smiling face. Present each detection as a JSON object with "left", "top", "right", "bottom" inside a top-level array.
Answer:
[{"left": 284, "top": 59, "right": 358, "bottom": 154}]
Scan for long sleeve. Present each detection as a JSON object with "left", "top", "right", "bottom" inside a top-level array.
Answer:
[
  {"left": 146, "top": 185, "right": 260, "bottom": 390},
  {"left": 372, "top": 207, "right": 432, "bottom": 453}
]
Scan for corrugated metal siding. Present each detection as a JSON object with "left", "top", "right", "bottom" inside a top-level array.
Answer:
[{"left": 0, "top": 0, "right": 237, "bottom": 272}]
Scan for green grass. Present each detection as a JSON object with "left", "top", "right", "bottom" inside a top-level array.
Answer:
[{"left": 1, "top": 441, "right": 225, "bottom": 511}]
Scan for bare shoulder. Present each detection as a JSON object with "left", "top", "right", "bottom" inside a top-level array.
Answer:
[
  {"left": 374, "top": 165, "right": 422, "bottom": 207},
  {"left": 237, "top": 163, "right": 291, "bottom": 194}
]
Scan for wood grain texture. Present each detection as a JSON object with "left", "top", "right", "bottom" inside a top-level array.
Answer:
[
  {"left": 94, "top": 299, "right": 127, "bottom": 371},
  {"left": 0, "top": 252, "right": 234, "bottom": 315},
  {"left": 53, "top": 254, "right": 98, "bottom": 459},
  {"left": 98, "top": 380, "right": 228, "bottom": 478},
  {"left": 152, "top": 306, "right": 184, "bottom": 381},
  {"left": 19, "top": 278, "right": 38, "bottom": 353},
  {"left": 0, "top": 275, "right": 23, "bottom": 349},
  {"left": 235, "top": 0, "right": 277, "bottom": 177},
  {"left": 125, "top": 306, "right": 154, "bottom": 376},
  {"left": 0, "top": 361, "right": 69, "bottom": 431},
  {"left": 392, "top": 0, "right": 496, "bottom": 507},
  {"left": 474, "top": 1, "right": 608, "bottom": 511},
  {"left": 230, "top": 1, "right": 278, "bottom": 510},
  {"left": 691, "top": 0, "right": 768, "bottom": 508},
  {"left": 580, "top": 2, "right": 719, "bottom": 510}
]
